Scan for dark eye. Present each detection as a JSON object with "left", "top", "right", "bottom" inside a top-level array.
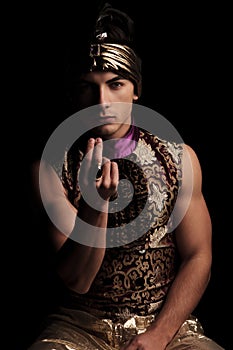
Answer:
[
  {"left": 109, "top": 81, "right": 123, "bottom": 89},
  {"left": 77, "top": 83, "right": 91, "bottom": 93}
]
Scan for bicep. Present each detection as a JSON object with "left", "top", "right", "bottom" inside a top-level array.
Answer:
[
  {"left": 175, "top": 145, "right": 212, "bottom": 261},
  {"left": 31, "top": 160, "right": 77, "bottom": 251}
]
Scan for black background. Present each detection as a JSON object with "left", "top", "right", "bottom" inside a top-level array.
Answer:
[{"left": 8, "top": 1, "right": 230, "bottom": 349}]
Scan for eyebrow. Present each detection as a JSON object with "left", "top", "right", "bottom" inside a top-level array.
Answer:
[
  {"left": 106, "top": 76, "right": 126, "bottom": 84},
  {"left": 79, "top": 75, "right": 126, "bottom": 84}
]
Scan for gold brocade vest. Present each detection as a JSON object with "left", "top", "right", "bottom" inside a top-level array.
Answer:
[{"left": 60, "top": 128, "right": 183, "bottom": 321}]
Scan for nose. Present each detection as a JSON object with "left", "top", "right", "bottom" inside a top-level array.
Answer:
[{"left": 98, "top": 86, "right": 110, "bottom": 108}]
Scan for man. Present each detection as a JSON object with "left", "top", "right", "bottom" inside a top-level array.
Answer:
[{"left": 28, "top": 3, "right": 224, "bottom": 349}]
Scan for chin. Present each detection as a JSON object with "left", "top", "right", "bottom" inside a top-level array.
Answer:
[{"left": 91, "top": 124, "right": 118, "bottom": 138}]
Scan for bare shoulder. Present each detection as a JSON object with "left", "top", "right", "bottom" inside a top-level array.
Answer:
[
  {"left": 31, "top": 158, "right": 53, "bottom": 174},
  {"left": 184, "top": 144, "right": 202, "bottom": 176},
  {"left": 182, "top": 143, "right": 203, "bottom": 189},
  {"left": 183, "top": 144, "right": 201, "bottom": 168}
]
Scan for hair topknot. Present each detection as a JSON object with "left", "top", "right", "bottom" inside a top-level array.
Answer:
[{"left": 92, "top": 2, "right": 136, "bottom": 47}]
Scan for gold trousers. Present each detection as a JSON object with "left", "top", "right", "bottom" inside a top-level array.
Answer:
[{"left": 28, "top": 308, "right": 224, "bottom": 350}]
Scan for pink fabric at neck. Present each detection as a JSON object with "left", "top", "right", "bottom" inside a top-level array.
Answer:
[{"left": 103, "top": 124, "right": 139, "bottom": 160}]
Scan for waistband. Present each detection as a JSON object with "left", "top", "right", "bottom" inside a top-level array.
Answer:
[{"left": 50, "top": 308, "right": 204, "bottom": 349}]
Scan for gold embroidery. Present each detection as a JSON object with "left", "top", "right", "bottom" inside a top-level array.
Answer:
[
  {"left": 133, "top": 138, "right": 157, "bottom": 165},
  {"left": 61, "top": 129, "right": 182, "bottom": 317}
]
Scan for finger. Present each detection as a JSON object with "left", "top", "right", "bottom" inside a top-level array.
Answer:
[
  {"left": 85, "top": 138, "right": 95, "bottom": 159},
  {"left": 81, "top": 138, "right": 95, "bottom": 179},
  {"left": 93, "top": 138, "right": 103, "bottom": 166},
  {"left": 99, "top": 160, "right": 111, "bottom": 188},
  {"left": 90, "top": 138, "right": 103, "bottom": 181},
  {"left": 110, "top": 161, "right": 119, "bottom": 189},
  {"left": 97, "top": 161, "right": 119, "bottom": 200},
  {"left": 121, "top": 338, "right": 140, "bottom": 350}
]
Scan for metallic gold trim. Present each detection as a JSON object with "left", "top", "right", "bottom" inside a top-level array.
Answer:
[{"left": 89, "top": 43, "right": 141, "bottom": 95}]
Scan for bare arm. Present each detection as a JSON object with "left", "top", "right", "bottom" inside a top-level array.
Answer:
[
  {"left": 32, "top": 138, "right": 118, "bottom": 294},
  {"left": 121, "top": 144, "right": 212, "bottom": 350}
]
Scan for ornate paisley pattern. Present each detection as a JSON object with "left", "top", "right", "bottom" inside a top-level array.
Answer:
[{"left": 60, "top": 128, "right": 183, "bottom": 319}]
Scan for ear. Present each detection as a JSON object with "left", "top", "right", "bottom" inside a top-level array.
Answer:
[{"left": 133, "top": 94, "right": 139, "bottom": 101}]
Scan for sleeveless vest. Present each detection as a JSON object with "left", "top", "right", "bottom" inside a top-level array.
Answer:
[{"left": 58, "top": 128, "right": 183, "bottom": 320}]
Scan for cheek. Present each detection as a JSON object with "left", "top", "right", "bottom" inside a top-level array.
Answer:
[
  {"left": 77, "top": 94, "right": 95, "bottom": 108},
  {"left": 115, "top": 102, "right": 133, "bottom": 119},
  {"left": 117, "top": 88, "right": 135, "bottom": 101}
]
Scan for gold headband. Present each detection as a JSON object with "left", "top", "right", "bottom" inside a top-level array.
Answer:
[{"left": 89, "top": 43, "right": 141, "bottom": 96}]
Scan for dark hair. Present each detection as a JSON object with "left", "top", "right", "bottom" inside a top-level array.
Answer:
[{"left": 92, "top": 2, "right": 136, "bottom": 46}]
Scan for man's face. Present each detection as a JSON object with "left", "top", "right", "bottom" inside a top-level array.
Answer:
[{"left": 76, "top": 71, "right": 139, "bottom": 139}]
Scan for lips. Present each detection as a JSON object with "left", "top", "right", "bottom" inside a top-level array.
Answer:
[{"left": 97, "top": 116, "right": 116, "bottom": 124}]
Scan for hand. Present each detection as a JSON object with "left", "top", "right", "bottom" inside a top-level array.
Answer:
[
  {"left": 79, "top": 138, "right": 119, "bottom": 210},
  {"left": 120, "top": 328, "right": 168, "bottom": 350}
]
